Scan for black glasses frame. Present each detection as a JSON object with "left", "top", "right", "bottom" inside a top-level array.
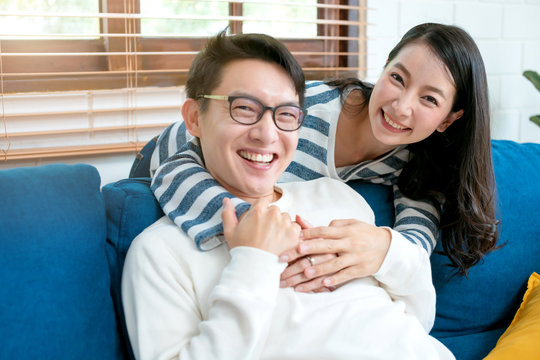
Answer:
[{"left": 197, "top": 94, "right": 306, "bottom": 131}]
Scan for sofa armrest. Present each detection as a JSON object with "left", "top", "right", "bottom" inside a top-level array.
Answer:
[{"left": 0, "top": 163, "right": 124, "bottom": 359}]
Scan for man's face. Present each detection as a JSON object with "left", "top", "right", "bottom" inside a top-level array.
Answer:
[{"left": 187, "top": 59, "right": 300, "bottom": 203}]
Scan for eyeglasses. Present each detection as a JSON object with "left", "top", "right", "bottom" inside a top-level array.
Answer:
[{"left": 197, "top": 94, "right": 306, "bottom": 131}]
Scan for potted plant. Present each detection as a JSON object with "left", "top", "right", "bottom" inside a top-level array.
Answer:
[{"left": 523, "top": 70, "right": 540, "bottom": 126}]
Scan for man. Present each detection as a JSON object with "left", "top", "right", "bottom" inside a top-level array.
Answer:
[{"left": 121, "top": 31, "right": 454, "bottom": 359}]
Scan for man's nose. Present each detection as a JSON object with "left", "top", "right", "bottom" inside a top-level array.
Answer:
[{"left": 250, "top": 110, "right": 279, "bottom": 143}]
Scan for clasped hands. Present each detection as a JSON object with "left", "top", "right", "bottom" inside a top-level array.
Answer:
[{"left": 222, "top": 197, "right": 391, "bottom": 293}]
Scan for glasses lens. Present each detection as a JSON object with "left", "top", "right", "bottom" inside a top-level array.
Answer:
[
  {"left": 230, "top": 97, "right": 262, "bottom": 124},
  {"left": 275, "top": 106, "right": 303, "bottom": 130}
]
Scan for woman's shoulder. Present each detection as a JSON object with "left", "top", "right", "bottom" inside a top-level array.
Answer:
[{"left": 304, "top": 81, "right": 342, "bottom": 108}]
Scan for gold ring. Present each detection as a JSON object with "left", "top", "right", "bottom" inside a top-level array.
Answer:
[{"left": 306, "top": 255, "right": 315, "bottom": 266}]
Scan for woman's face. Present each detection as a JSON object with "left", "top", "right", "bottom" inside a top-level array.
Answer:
[{"left": 368, "top": 42, "right": 464, "bottom": 147}]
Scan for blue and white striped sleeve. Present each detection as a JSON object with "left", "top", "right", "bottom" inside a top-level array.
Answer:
[
  {"left": 343, "top": 147, "right": 441, "bottom": 255},
  {"left": 150, "top": 120, "right": 194, "bottom": 177},
  {"left": 392, "top": 186, "right": 442, "bottom": 255},
  {"left": 151, "top": 139, "right": 250, "bottom": 250}
]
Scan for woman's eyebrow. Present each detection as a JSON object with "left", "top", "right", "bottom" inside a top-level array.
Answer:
[
  {"left": 394, "top": 62, "right": 447, "bottom": 100},
  {"left": 394, "top": 62, "right": 410, "bottom": 78},
  {"left": 424, "top": 85, "right": 447, "bottom": 100}
]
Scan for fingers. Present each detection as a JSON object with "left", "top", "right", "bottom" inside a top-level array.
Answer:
[
  {"left": 300, "top": 223, "right": 350, "bottom": 242},
  {"left": 280, "top": 253, "right": 336, "bottom": 286},
  {"left": 280, "top": 256, "right": 314, "bottom": 283},
  {"left": 283, "top": 265, "right": 355, "bottom": 292},
  {"left": 294, "top": 276, "right": 333, "bottom": 293},
  {"left": 298, "top": 238, "right": 348, "bottom": 255},
  {"left": 295, "top": 214, "right": 313, "bottom": 230},
  {"left": 278, "top": 215, "right": 312, "bottom": 263},
  {"left": 321, "top": 266, "right": 365, "bottom": 288},
  {"left": 250, "top": 195, "right": 273, "bottom": 210},
  {"left": 303, "top": 254, "right": 361, "bottom": 282},
  {"left": 278, "top": 247, "right": 302, "bottom": 263},
  {"left": 300, "top": 219, "right": 368, "bottom": 240},
  {"left": 221, "top": 197, "right": 238, "bottom": 239},
  {"left": 328, "top": 218, "right": 361, "bottom": 227},
  {"left": 227, "top": 197, "right": 299, "bottom": 255}
]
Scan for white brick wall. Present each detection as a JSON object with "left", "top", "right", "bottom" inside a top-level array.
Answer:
[{"left": 367, "top": 0, "right": 540, "bottom": 143}]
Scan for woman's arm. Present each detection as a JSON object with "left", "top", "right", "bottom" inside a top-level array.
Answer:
[
  {"left": 373, "top": 228, "right": 437, "bottom": 331},
  {"left": 149, "top": 121, "right": 193, "bottom": 176},
  {"left": 392, "top": 185, "right": 442, "bottom": 254},
  {"left": 279, "top": 191, "right": 441, "bottom": 292},
  {"left": 151, "top": 139, "right": 250, "bottom": 250}
]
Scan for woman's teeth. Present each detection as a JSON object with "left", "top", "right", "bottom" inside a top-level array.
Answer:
[
  {"left": 239, "top": 150, "right": 273, "bottom": 163},
  {"left": 383, "top": 112, "right": 407, "bottom": 130}
]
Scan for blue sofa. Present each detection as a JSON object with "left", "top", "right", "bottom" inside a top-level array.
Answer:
[{"left": 1, "top": 139, "right": 539, "bottom": 360}]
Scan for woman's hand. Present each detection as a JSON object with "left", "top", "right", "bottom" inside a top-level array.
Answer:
[
  {"left": 280, "top": 217, "right": 391, "bottom": 292},
  {"left": 222, "top": 197, "right": 300, "bottom": 256},
  {"left": 279, "top": 216, "right": 337, "bottom": 292}
]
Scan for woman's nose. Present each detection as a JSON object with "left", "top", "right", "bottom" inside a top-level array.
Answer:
[{"left": 392, "top": 92, "right": 414, "bottom": 117}]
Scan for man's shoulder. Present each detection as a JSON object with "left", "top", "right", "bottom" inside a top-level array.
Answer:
[
  {"left": 129, "top": 216, "right": 195, "bottom": 255},
  {"left": 278, "top": 178, "right": 375, "bottom": 225},
  {"left": 280, "top": 177, "right": 350, "bottom": 193}
]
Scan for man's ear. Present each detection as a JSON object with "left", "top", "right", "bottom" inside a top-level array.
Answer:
[
  {"left": 437, "top": 109, "right": 464, "bottom": 133},
  {"left": 182, "top": 98, "right": 202, "bottom": 137}
]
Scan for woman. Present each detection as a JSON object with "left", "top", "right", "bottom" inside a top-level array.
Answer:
[{"left": 150, "top": 23, "right": 499, "bottom": 292}]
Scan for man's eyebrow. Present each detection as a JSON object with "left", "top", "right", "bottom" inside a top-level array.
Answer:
[
  {"left": 393, "top": 62, "right": 447, "bottom": 100},
  {"left": 229, "top": 91, "right": 301, "bottom": 107}
]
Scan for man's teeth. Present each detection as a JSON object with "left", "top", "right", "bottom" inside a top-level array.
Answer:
[
  {"left": 239, "top": 151, "right": 273, "bottom": 163},
  {"left": 383, "top": 112, "right": 407, "bottom": 130}
]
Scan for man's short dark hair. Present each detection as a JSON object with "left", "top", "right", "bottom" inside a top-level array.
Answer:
[{"left": 186, "top": 30, "right": 306, "bottom": 110}]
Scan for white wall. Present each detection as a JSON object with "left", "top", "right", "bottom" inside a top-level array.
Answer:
[{"left": 367, "top": 0, "right": 540, "bottom": 143}]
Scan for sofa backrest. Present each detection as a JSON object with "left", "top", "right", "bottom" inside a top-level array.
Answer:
[
  {"left": 102, "top": 177, "right": 164, "bottom": 360},
  {"left": 0, "top": 163, "right": 126, "bottom": 359},
  {"left": 430, "top": 140, "right": 540, "bottom": 335}
]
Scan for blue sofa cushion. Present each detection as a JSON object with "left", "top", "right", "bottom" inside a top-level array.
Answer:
[
  {"left": 0, "top": 164, "right": 123, "bottom": 359},
  {"left": 438, "top": 327, "right": 506, "bottom": 360},
  {"left": 347, "top": 180, "right": 394, "bottom": 227},
  {"left": 102, "top": 177, "right": 164, "bottom": 359},
  {"left": 103, "top": 178, "right": 163, "bottom": 259},
  {"left": 430, "top": 140, "right": 540, "bottom": 358},
  {"left": 129, "top": 136, "right": 157, "bottom": 178}
]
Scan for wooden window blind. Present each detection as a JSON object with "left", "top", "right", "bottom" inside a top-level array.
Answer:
[{"left": 0, "top": 0, "right": 367, "bottom": 162}]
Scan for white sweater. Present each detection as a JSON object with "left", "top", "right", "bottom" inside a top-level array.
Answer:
[{"left": 122, "top": 178, "right": 454, "bottom": 360}]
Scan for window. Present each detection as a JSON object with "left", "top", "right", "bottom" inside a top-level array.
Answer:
[
  {"left": 1, "top": 0, "right": 366, "bottom": 92},
  {"left": 0, "top": 0, "right": 367, "bottom": 161}
]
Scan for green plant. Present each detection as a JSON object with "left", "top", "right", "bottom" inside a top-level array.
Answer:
[{"left": 523, "top": 70, "right": 540, "bottom": 127}]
